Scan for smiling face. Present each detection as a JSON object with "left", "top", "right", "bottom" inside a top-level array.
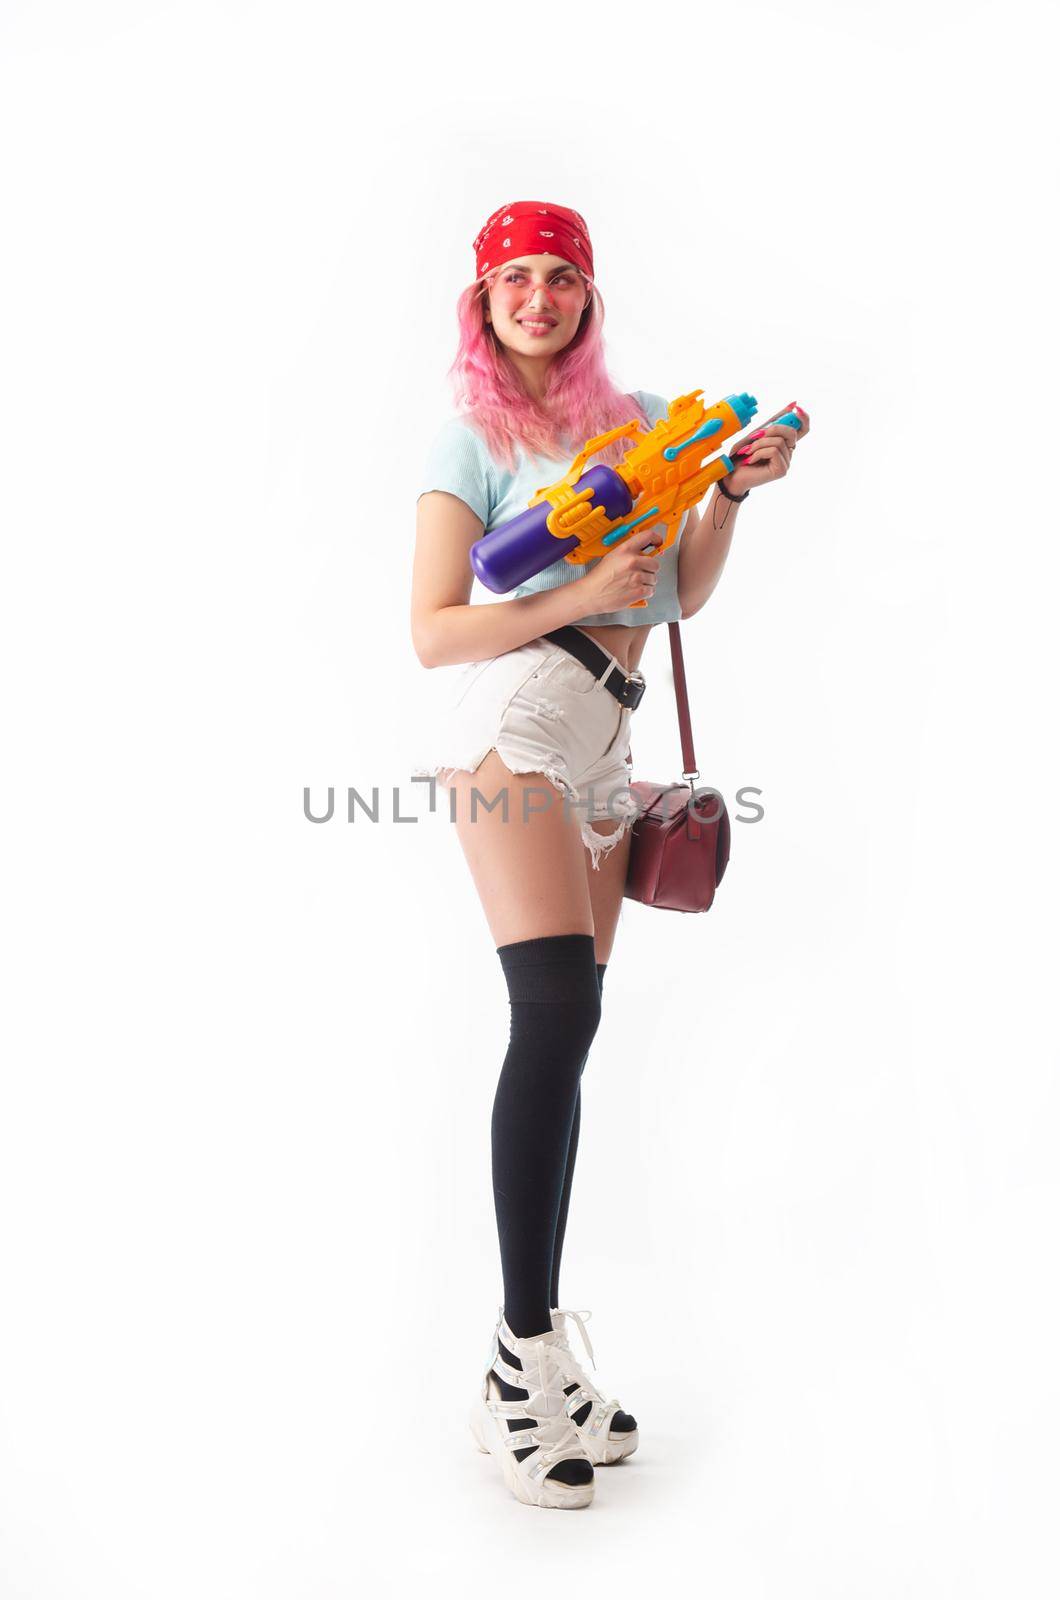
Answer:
[{"left": 484, "top": 254, "right": 593, "bottom": 360}]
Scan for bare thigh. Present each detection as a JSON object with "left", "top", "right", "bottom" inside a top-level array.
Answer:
[
  {"left": 584, "top": 818, "right": 634, "bottom": 966},
  {"left": 446, "top": 750, "right": 593, "bottom": 947},
  {"left": 445, "top": 751, "right": 635, "bottom": 964}
]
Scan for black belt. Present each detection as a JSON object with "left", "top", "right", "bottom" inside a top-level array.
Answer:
[{"left": 543, "top": 626, "right": 647, "bottom": 710}]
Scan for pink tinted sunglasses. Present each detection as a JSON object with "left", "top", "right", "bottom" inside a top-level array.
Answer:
[{"left": 483, "top": 262, "right": 594, "bottom": 307}]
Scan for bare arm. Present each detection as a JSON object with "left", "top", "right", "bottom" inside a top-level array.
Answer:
[
  {"left": 676, "top": 488, "right": 743, "bottom": 619},
  {"left": 677, "top": 414, "right": 808, "bottom": 616},
  {"left": 410, "top": 489, "right": 660, "bottom": 668}
]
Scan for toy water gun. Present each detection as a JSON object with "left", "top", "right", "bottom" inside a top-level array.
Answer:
[{"left": 470, "top": 390, "right": 806, "bottom": 607}]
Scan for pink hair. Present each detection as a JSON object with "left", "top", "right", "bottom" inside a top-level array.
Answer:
[{"left": 446, "top": 275, "right": 650, "bottom": 475}]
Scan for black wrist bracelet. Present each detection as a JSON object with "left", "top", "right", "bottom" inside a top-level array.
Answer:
[{"left": 717, "top": 477, "right": 750, "bottom": 504}]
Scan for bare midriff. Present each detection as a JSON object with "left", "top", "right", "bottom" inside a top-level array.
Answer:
[{"left": 576, "top": 621, "right": 653, "bottom": 676}]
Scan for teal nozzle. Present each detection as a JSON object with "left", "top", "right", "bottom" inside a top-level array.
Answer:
[{"left": 726, "top": 392, "right": 757, "bottom": 425}]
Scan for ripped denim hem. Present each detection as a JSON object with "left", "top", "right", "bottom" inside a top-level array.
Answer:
[
  {"left": 412, "top": 747, "right": 580, "bottom": 805},
  {"left": 413, "top": 746, "right": 640, "bottom": 871},
  {"left": 580, "top": 800, "right": 640, "bottom": 872}
]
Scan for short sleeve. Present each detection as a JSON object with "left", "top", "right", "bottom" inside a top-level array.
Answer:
[
  {"left": 417, "top": 418, "right": 492, "bottom": 527},
  {"left": 631, "top": 389, "right": 669, "bottom": 426}
]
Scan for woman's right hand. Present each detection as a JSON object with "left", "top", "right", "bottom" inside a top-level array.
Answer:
[{"left": 576, "top": 538, "right": 660, "bottom": 615}]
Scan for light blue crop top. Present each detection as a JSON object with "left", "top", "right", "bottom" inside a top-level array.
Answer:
[{"left": 416, "top": 390, "right": 688, "bottom": 627}]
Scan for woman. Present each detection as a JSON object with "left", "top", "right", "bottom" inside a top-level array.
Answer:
[{"left": 410, "top": 200, "right": 805, "bottom": 1510}]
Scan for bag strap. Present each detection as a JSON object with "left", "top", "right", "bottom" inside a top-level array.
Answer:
[{"left": 668, "top": 621, "right": 698, "bottom": 779}]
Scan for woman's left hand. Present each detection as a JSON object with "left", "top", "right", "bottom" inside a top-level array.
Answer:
[{"left": 724, "top": 409, "right": 810, "bottom": 497}]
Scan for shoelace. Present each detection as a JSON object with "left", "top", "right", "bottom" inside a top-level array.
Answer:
[
  {"left": 550, "top": 1306, "right": 597, "bottom": 1372},
  {"left": 551, "top": 1308, "right": 623, "bottom": 1436},
  {"left": 491, "top": 1308, "right": 591, "bottom": 1465},
  {"left": 524, "top": 1344, "right": 582, "bottom": 1462}
]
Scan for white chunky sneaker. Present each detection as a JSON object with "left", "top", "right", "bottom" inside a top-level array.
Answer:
[
  {"left": 469, "top": 1307, "right": 596, "bottom": 1509},
  {"left": 549, "top": 1306, "right": 640, "bottom": 1465}
]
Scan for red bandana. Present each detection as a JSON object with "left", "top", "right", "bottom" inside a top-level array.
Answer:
[{"left": 473, "top": 200, "right": 594, "bottom": 282}]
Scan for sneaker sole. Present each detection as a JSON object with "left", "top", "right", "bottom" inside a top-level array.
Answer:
[{"left": 469, "top": 1397, "right": 595, "bottom": 1509}]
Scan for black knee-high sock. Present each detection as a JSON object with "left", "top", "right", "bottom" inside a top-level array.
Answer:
[
  {"left": 492, "top": 934, "right": 602, "bottom": 1339},
  {"left": 549, "top": 961, "right": 606, "bottom": 1309}
]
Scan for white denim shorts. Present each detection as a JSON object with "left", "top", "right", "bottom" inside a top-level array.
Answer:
[{"left": 411, "top": 633, "right": 645, "bottom": 870}]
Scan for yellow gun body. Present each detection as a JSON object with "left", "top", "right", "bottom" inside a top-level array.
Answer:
[{"left": 527, "top": 390, "right": 750, "bottom": 573}]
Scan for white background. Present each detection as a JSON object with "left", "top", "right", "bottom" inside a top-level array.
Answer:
[{"left": 2, "top": 2, "right": 1057, "bottom": 1596}]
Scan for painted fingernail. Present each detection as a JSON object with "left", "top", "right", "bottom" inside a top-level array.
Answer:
[{"left": 748, "top": 429, "right": 765, "bottom": 440}]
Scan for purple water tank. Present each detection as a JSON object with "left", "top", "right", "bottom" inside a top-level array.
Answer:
[{"left": 470, "top": 465, "right": 633, "bottom": 594}]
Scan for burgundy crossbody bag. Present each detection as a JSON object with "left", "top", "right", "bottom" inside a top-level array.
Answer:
[{"left": 623, "top": 621, "right": 730, "bottom": 913}]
